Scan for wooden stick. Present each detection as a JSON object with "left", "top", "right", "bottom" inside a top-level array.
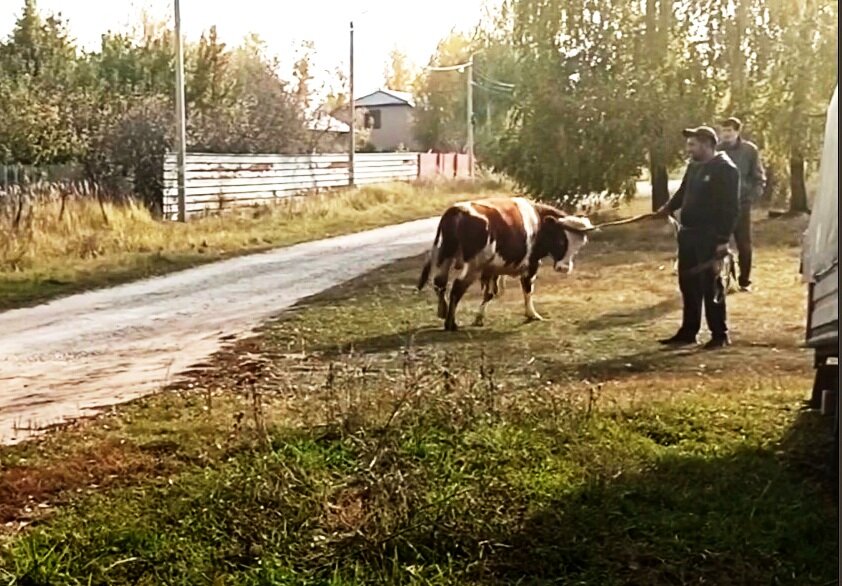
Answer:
[{"left": 592, "top": 212, "right": 657, "bottom": 229}]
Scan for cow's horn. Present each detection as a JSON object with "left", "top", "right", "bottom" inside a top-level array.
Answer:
[{"left": 559, "top": 217, "right": 597, "bottom": 233}]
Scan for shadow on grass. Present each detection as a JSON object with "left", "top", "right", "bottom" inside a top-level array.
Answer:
[
  {"left": 306, "top": 322, "right": 521, "bottom": 356},
  {"left": 576, "top": 298, "right": 681, "bottom": 332},
  {"left": 464, "top": 409, "right": 838, "bottom": 585},
  {"left": 538, "top": 345, "right": 699, "bottom": 381}
]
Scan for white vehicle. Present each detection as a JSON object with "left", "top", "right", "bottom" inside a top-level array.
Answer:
[{"left": 801, "top": 85, "right": 838, "bottom": 455}]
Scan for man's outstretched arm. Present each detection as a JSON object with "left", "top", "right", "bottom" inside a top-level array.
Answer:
[{"left": 653, "top": 171, "right": 687, "bottom": 218}]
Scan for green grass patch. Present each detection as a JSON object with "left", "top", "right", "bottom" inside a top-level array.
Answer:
[{"left": 0, "top": 204, "right": 835, "bottom": 584}]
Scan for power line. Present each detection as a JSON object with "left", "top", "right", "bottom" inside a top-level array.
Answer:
[
  {"left": 425, "top": 61, "right": 472, "bottom": 72},
  {"left": 474, "top": 70, "right": 516, "bottom": 89},
  {"left": 471, "top": 80, "right": 514, "bottom": 95}
]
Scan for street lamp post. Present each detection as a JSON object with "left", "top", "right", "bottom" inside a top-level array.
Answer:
[
  {"left": 349, "top": 21, "right": 355, "bottom": 187},
  {"left": 173, "top": 0, "right": 187, "bottom": 221},
  {"left": 426, "top": 57, "right": 476, "bottom": 177},
  {"left": 465, "top": 56, "right": 474, "bottom": 176}
]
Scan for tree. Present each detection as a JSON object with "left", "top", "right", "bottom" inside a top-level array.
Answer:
[
  {"left": 488, "top": 0, "right": 651, "bottom": 204},
  {"left": 189, "top": 25, "right": 233, "bottom": 112},
  {"left": 312, "top": 68, "right": 371, "bottom": 152},
  {"left": 89, "top": 95, "right": 172, "bottom": 209},
  {"left": 383, "top": 48, "right": 415, "bottom": 91},
  {"left": 223, "top": 34, "right": 308, "bottom": 154},
  {"left": 413, "top": 32, "right": 473, "bottom": 151},
  {"left": 0, "top": 0, "right": 77, "bottom": 84},
  {"left": 0, "top": 0, "right": 88, "bottom": 164},
  {"left": 758, "top": 0, "right": 837, "bottom": 212},
  {"left": 471, "top": 6, "right": 518, "bottom": 159},
  {"left": 292, "top": 40, "right": 315, "bottom": 112}
]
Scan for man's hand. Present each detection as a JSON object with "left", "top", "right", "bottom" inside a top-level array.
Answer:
[
  {"left": 652, "top": 205, "right": 671, "bottom": 219},
  {"left": 715, "top": 243, "right": 730, "bottom": 258}
]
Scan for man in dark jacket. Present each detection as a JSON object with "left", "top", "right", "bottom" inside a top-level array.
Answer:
[
  {"left": 717, "top": 117, "right": 766, "bottom": 291},
  {"left": 654, "top": 126, "right": 740, "bottom": 349}
]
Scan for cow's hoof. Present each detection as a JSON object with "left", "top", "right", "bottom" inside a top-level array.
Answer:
[
  {"left": 444, "top": 320, "right": 459, "bottom": 332},
  {"left": 525, "top": 314, "right": 544, "bottom": 322},
  {"left": 473, "top": 316, "right": 485, "bottom": 327}
]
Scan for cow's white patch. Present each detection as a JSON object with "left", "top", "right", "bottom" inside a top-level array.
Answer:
[
  {"left": 475, "top": 297, "right": 491, "bottom": 325},
  {"left": 524, "top": 292, "right": 543, "bottom": 320},
  {"left": 556, "top": 231, "right": 588, "bottom": 273},
  {"left": 456, "top": 201, "right": 486, "bottom": 219},
  {"left": 513, "top": 197, "right": 540, "bottom": 270}
]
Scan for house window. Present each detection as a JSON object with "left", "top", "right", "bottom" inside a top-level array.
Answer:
[{"left": 365, "top": 109, "right": 382, "bottom": 130}]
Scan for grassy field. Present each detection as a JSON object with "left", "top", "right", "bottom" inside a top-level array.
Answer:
[
  {"left": 0, "top": 200, "right": 835, "bottom": 585},
  {"left": 0, "top": 179, "right": 503, "bottom": 310}
]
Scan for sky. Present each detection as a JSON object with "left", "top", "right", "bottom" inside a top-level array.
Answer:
[{"left": 1, "top": 0, "right": 499, "bottom": 99}]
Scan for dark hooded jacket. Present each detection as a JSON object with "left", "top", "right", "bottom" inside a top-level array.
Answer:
[{"left": 666, "top": 152, "right": 740, "bottom": 244}]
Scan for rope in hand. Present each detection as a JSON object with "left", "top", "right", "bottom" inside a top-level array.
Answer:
[
  {"left": 589, "top": 212, "right": 657, "bottom": 229},
  {"left": 588, "top": 211, "right": 732, "bottom": 299}
]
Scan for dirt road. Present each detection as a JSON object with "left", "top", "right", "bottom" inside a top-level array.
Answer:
[{"left": 0, "top": 218, "right": 439, "bottom": 444}]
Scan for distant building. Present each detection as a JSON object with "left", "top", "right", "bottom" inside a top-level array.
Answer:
[
  {"left": 354, "top": 89, "right": 419, "bottom": 152},
  {"left": 306, "top": 113, "right": 350, "bottom": 153}
]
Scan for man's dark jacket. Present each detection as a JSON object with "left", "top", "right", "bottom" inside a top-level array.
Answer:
[
  {"left": 667, "top": 152, "right": 740, "bottom": 245},
  {"left": 717, "top": 138, "right": 766, "bottom": 203}
]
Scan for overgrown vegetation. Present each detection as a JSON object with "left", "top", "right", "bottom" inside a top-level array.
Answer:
[
  {"left": 413, "top": 0, "right": 837, "bottom": 211},
  {"left": 0, "top": 179, "right": 504, "bottom": 309},
  {"left": 0, "top": 1, "right": 356, "bottom": 209},
  {"left": 0, "top": 206, "right": 834, "bottom": 584}
]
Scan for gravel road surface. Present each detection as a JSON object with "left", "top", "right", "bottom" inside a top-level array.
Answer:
[{"left": 0, "top": 218, "right": 439, "bottom": 444}]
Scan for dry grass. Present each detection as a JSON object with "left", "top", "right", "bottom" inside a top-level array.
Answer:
[
  {"left": 0, "top": 198, "right": 835, "bottom": 585},
  {"left": 0, "top": 178, "right": 507, "bottom": 309}
]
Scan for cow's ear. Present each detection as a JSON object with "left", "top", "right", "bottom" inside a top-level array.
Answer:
[{"left": 542, "top": 216, "right": 560, "bottom": 227}]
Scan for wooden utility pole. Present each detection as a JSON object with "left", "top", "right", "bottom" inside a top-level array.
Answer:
[
  {"left": 174, "top": 0, "right": 187, "bottom": 221},
  {"left": 349, "top": 21, "right": 355, "bottom": 187},
  {"left": 466, "top": 57, "right": 474, "bottom": 176}
]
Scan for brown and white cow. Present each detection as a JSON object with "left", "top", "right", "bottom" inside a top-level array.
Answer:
[{"left": 417, "top": 197, "right": 594, "bottom": 331}]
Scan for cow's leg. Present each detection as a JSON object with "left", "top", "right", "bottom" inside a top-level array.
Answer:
[
  {"left": 474, "top": 275, "right": 498, "bottom": 327},
  {"left": 445, "top": 271, "right": 477, "bottom": 331},
  {"left": 432, "top": 258, "right": 453, "bottom": 320},
  {"left": 521, "top": 275, "right": 543, "bottom": 321}
]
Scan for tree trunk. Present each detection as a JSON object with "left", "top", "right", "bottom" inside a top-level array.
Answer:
[
  {"left": 645, "top": 0, "right": 657, "bottom": 38},
  {"left": 729, "top": 0, "right": 746, "bottom": 113},
  {"left": 761, "top": 162, "right": 775, "bottom": 203},
  {"left": 789, "top": 155, "right": 809, "bottom": 213},
  {"left": 647, "top": 0, "right": 671, "bottom": 213},
  {"left": 650, "top": 162, "right": 670, "bottom": 211},
  {"left": 657, "top": 0, "right": 671, "bottom": 55}
]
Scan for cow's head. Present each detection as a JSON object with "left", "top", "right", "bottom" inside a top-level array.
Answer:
[{"left": 541, "top": 215, "right": 595, "bottom": 273}]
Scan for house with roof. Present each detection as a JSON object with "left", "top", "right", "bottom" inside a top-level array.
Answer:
[
  {"left": 304, "top": 111, "right": 351, "bottom": 153},
  {"left": 354, "top": 89, "right": 419, "bottom": 152}
]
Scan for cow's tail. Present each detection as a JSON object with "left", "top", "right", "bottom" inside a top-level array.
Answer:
[{"left": 417, "top": 222, "right": 444, "bottom": 291}]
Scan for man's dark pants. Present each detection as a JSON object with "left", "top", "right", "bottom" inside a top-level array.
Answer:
[
  {"left": 733, "top": 201, "right": 752, "bottom": 287},
  {"left": 676, "top": 228, "right": 728, "bottom": 339}
]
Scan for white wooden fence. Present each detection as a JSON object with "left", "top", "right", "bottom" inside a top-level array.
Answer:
[{"left": 162, "top": 152, "right": 419, "bottom": 219}]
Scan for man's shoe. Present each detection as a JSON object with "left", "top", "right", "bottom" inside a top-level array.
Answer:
[
  {"left": 704, "top": 336, "right": 731, "bottom": 350},
  {"left": 659, "top": 333, "right": 698, "bottom": 346},
  {"left": 739, "top": 284, "right": 752, "bottom": 293}
]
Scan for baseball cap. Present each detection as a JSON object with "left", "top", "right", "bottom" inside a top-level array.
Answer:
[
  {"left": 682, "top": 126, "right": 719, "bottom": 145},
  {"left": 720, "top": 117, "right": 742, "bottom": 130}
]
